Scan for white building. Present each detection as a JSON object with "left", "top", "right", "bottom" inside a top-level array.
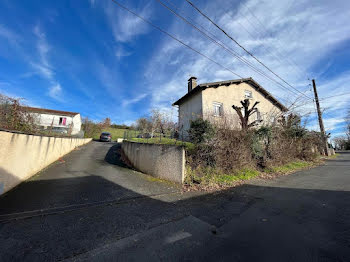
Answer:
[{"left": 22, "top": 107, "right": 83, "bottom": 136}]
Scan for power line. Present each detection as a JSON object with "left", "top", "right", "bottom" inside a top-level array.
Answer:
[
  {"left": 155, "top": 0, "right": 304, "bottom": 98},
  {"left": 318, "top": 91, "right": 350, "bottom": 101},
  {"left": 232, "top": 6, "right": 308, "bottom": 82},
  {"left": 290, "top": 91, "right": 350, "bottom": 111},
  {"left": 239, "top": 0, "right": 308, "bottom": 80},
  {"left": 109, "top": 0, "right": 243, "bottom": 79},
  {"left": 184, "top": 0, "right": 312, "bottom": 101}
]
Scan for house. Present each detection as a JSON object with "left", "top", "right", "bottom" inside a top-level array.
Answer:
[
  {"left": 22, "top": 107, "right": 83, "bottom": 136},
  {"left": 172, "top": 77, "right": 288, "bottom": 138}
]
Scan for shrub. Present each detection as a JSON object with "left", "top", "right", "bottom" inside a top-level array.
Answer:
[
  {"left": 82, "top": 117, "right": 102, "bottom": 138},
  {"left": 0, "top": 94, "right": 37, "bottom": 132},
  {"left": 188, "top": 118, "right": 215, "bottom": 144}
]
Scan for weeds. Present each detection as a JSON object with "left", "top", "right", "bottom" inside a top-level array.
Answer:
[{"left": 185, "top": 114, "right": 324, "bottom": 190}]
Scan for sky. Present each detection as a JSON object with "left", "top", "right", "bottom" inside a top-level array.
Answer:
[{"left": 0, "top": 0, "right": 349, "bottom": 137}]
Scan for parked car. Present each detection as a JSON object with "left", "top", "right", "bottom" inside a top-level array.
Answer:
[
  {"left": 100, "top": 132, "right": 112, "bottom": 142},
  {"left": 137, "top": 133, "right": 154, "bottom": 139}
]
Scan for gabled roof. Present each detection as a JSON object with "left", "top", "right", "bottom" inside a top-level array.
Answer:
[
  {"left": 21, "top": 106, "right": 80, "bottom": 117},
  {"left": 172, "top": 77, "right": 288, "bottom": 112}
]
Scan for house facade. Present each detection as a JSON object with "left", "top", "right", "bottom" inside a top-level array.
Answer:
[
  {"left": 22, "top": 107, "right": 83, "bottom": 136},
  {"left": 173, "top": 77, "right": 288, "bottom": 138}
]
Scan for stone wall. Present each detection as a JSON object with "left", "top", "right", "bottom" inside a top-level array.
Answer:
[
  {"left": 0, "top": 130, "right": 91, "bottom": 195},
  {"left": 122, "top": 141, "right": 185, "bottom": 183}
]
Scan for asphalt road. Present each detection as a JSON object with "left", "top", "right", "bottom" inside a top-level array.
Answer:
[{"left": 0, "top": 142, "right": 349, "bottom": 261}]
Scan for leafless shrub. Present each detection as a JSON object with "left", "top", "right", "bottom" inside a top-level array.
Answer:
[
  {"left": 0, "top": 94, "right": 37, "bottom": 132},
  {"left": 186, "top": 113, "right": 321, "bottom": 176},
  {"left": 82, "top": 117, "right": 102, "bottom": 138},
  {"left": 212, "top": 128, "right": 255, "bottom": 172}
]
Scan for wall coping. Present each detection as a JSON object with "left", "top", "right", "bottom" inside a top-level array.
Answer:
[
  {"left": 123, "top": 140, "right": 186, "bottom": 148},
  {"left": 0, "top": 128, "right": 87, "bottom": 139}
]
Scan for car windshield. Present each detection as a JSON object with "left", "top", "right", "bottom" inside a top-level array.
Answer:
[{"left": 101, "top": 132, "right": 110, "bottom": 135}]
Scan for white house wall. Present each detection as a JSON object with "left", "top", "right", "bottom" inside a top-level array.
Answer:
[
  {"left": 72, "top": 114, "right": 82, "bottom": 134},
  {"left": 201, "top": 82, "right": 283, "bottom": 127},
  {"left": 178, "top": 91, "right": 203, "bottom": 138},
  {"left": 31, "top": 113, "right": 81, "bottom": 134}
]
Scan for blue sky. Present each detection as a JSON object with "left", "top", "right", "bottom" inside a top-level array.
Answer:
[{"left": 0, "top": 0, "right": 349, "bottom": 138}]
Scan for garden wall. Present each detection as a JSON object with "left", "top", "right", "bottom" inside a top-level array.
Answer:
[
  {"left": 122, "top": 141, "right": 185, "bottom": 183},
  {"left": 0, "top": 130, "right": 91, "bottom": 195}
]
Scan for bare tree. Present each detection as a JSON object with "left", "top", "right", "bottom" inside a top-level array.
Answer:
[
  {"left": 101, "top": 117, "right": 111, "bottom": 128},
  {"left": 150, "top": 109, "right": 175, "bottom": 136},
  {"left": 136, "top": 117, "right": 151, "bottom": 133},
  {"left": 332, "top": 136, "right": 348, "bottom": 150},
  {"left": 232, "top": 99, "right": 262, "bottom": 129}
]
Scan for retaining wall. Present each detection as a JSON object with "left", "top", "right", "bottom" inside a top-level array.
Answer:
[
  {"left": 0, "top": 130, "right": 91, "bottom": 195},
  {"left": 122, "top": 141, "right": 185, "bottom": 183}
]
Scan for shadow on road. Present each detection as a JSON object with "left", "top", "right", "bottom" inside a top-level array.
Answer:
[
  {"left": 0, "top": 152, "right": 349, "bottom": 261},
  {"left": 104, "top": 143, "right": 127, "bottom": 167}
]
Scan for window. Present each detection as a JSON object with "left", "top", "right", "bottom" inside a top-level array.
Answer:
[
  {"left": 213, "top": 102, "right": 223, "bottom": 116},
  {"left": 59, "top": 117, "right": 67, "bottom": 126},
  {"left": 256, "top": 109, "right": 262, "bottom": 121},
  {"left": 270, "top": 116, "right": 275, "bottom": 124},
  {"left": 245, "top": 90, "right": 253, "bottom": 99}
]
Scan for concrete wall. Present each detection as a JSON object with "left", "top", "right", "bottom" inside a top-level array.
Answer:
[
  {"left": 0, "top": 130, "right": 91, "bottom": 195},
  {"left": 122, "top": 141, "right": 185, "bottom": 184}
]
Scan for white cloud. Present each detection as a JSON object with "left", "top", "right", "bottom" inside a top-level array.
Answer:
[
  {"left": 0, "top": 24, "right": 19, "bottom": 43},
  {"left": 115, "top": 46, "right": 132, "bottom": 60},
  {"left": 32, "top": 25, "right": 63, "bottom": 101},
  {"left": 122, "top": 93, "right": 147, "bottom": 107},
  {"left": 105, "top": 2, "right": 152, "bottom": 42},
  {"left": 48, "top": 83, "right": 62, "bottom": 100}
]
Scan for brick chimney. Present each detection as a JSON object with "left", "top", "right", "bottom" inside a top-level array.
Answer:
[{"left": 188, "top": 76, "right": 197, "bottom": 93}]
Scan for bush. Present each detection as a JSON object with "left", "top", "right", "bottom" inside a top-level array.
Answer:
[
  {"left": 188, "top": 118, "right": 215, "bottom": 144},
  {"left": 185, "top": 113, "right": 322, "bottom": 188},
  {"left": 0, "top": 94, "right": 37, "bottom": 132},
  {"left": 82, "top": 117, "right": 102, "bottom": 138}
]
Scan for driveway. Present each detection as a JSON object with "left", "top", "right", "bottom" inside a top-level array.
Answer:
[{"left": 0, "top": 143, "right": 349, "bottom": 261}]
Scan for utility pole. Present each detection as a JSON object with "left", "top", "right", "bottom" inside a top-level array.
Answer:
[{"left": 312, "top": 79, "right": 329, "bottom": 156}]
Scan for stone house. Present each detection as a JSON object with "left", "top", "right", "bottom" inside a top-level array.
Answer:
[
  {"left": 22, "top": 107, "right": 83, "bottom": 136},
  {"left": 172, "top": 77, "right": 288, "bottom": 138}
]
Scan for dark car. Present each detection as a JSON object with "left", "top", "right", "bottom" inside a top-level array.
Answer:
[
  {"left": 100, "top": 132, "right": 112, "bottom": 142},
  {"left": 137, "top": 133, "right": 154, "bottom": 139}
]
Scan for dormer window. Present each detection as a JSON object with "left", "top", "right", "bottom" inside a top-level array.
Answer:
[{"left": 245, "top": 90, "right": 253, "bottom": 99}]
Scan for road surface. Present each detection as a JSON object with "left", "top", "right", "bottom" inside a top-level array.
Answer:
[{"left": 0, "top": 142, "right": 349, "bottom": 261}]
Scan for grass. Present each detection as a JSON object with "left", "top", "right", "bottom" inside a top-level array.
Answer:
[
  {"left": 130, "top": 137, "right": 195, "bottom": 150},
  {"left": 185, "top": 166, "right": 260, "bottom": 188},
  {"left": 185, "top": 160, "right": 318, "bottom": 190},
  {"left": 325, "top": 153, "right": 338, "bottom": 159},
  {"left": 93, "top": 128, "right": 139, "bottom": 141},
  {"left": 265, "top": 160, "right": 314, "bottom": 174}
]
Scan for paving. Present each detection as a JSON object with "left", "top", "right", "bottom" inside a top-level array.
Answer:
[{"left": 0, "top": 142, "right": 349, "bottom": 261}]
